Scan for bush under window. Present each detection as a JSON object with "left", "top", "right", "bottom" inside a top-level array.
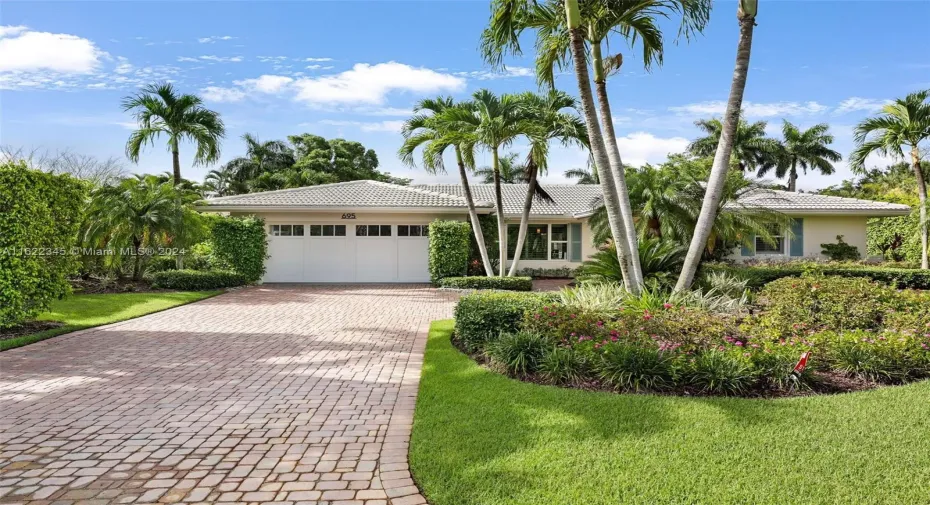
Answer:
[{"left": 150, "top": 269, "right": 248, "bottom": 290}]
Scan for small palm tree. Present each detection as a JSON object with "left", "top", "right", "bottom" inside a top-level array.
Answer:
[
  {"left": 564, "top": 158, "right": 599, "bottom": 184},
  {"left": 225, "top": 133, "right": 295, "bottom": 181},
  {"left": 850, "top": 89, "right": 930, "bottom": 269},
  {"left": 688, "top": 117, "right": 779, "bottom": 173},
  {"left": 84, "top": 175, "right": 195, "bottom": 280},
  {"left": 122, "top": 82, "right": 225, "bottom": 185},
  {"left": 760, "top": 121, "right": 841, "bottom": 192},
  {"left": 473, "top": 152, "right": 526, "bottom": 184}
]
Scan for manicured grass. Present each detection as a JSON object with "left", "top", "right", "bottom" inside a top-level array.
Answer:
[
  {"left": 1, "top": 291, "right": 221, "bottom": 351},
  {"left": 411, "top": 320, "right": 930, "bottom": 505}
]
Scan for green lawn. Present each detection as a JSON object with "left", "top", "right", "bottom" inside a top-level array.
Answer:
[
  {"left": 411, "top": 320, "right": 930, "bottom": 505},
  {"left": 1, "top": 291, "right": 220, "bottom": 351}
]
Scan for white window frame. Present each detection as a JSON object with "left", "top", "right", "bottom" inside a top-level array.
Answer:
[
  {"left": 755, "top": 225, "right": 787, "bottom": 255},
  {"left": 355, "top": 224, "right": 393, "bottom": 237},
  {"left": 269, "top": 224, "right": 305, "bottom": 238},
  {"left": 397, "top": 224, "right": 429, "bottom": 238},
  {"left": 308, "top": 224, "right": 347, "bottom": 238},
  {"left": 549, "top": 224, "right": 569, "bottom": 260}
]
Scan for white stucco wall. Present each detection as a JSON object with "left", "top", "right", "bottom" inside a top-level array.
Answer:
[{"left": 730, "top": 215, "right": 870, "bottom": 261}]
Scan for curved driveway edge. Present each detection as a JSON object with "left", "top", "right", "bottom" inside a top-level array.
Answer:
[{"left": 0, "top": 285, "right": 456, "bottom": 505}]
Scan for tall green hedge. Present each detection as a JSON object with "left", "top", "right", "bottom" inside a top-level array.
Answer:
[
  {"left": 428, "top": 220, "right": 471, "bottom": 283},
  {"left": 704, "top": 263, "right": 930, "bottom": 290},
  {"left": 212, "top": 216, "right": 268, "bottom": 283},
  {"left": 0, "top": 162, "right": 86, "bottom": 329}
]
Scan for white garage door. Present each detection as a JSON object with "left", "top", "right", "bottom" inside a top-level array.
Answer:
[{"left": 264, "top": 222, "right": 430, "bottom": 283}]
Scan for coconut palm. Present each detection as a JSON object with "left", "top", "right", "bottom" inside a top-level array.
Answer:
[
  {"left": 225, "top": 133, "right": 295, "bottom": 181},
  {"left": 564, "top": 160, "right": 599, "bottom": 184},
  {"left": 849, "top": 89, "right": 930, "bottom": 269},
  {"left": 507, "top": 89, "right": 587, "bottom": 275},
  {"left": 688, "top": 117, "right": 779, "bottom": 172},
  {"left": 83, "top": 175, "right": 195, "bottom": 280},
  {"left": 399, "top": 96, "right": 494, "bottom": 276},
  {"left": 676, "top": 0, "right": 758, "bottom": 292},
  {"left": 122, "top": 82, "right": 225, "bottom": 185},
  {"left": 473, "top": 152, "right": 527, "bottom": 184},
  {"left": 759, "top": 121, "right": 841, "bottom": 192}
]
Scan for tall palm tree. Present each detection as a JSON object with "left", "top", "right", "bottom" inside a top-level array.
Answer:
[
  {"left": 759, "top": 121, "right": 841, "bottom": 192},
  {"left": 83, "top": 175, "right": 194, "bottom": 280},
  {"left": 482, "top": 0, "right": 710, "bottom": 292},
  {"left": 688, "top": 117, "right": 779, "bottom": 172},
  {"left": 850, "top": 89, "right": 930, "bottom": 269},
  {"left": 508, "top": 90, "right": 587, "bottom": 275},
  {"left": 399, "top": 96, "right": 495, "bottom": 276},
  {"left": 122, "top": 82, "right": 226, "bottom": 185},
  {"left": 438, "top": 89, "right": 538, "bottom": 276},
  {"left": 473, "top": 152, "right": 527, "bottom": 183},
  {"left": 676, "top": 0, "right": 758, "bottom": 292}
]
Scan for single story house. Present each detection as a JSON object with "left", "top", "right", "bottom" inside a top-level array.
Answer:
[{"left": 199, "top": 180, "right": 911, "bottom": 283}]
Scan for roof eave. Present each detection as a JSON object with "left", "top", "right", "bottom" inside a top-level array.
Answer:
[{"left": 196, "top": 204, "right": 494, "bottom": 214}]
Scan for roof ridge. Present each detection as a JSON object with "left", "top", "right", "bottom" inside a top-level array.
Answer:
[
  {"left": 206, "top": 180, "right": 376, "bottom": 202},
  {"left": 365, "top": 180, "right": 476, "bottom": 204}
]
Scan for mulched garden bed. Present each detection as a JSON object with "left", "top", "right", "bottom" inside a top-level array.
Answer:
[
  {"left": 1, "top": 321, "right": 64, "bottom": 342},
  {"left": 451, "top": 336, "right": 881, "bottom": 398},
  {"left": 69, "top": 277, "right": 161, "bottom": 294}
]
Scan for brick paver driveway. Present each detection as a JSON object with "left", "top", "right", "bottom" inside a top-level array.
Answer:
[{"left": 0, "top": 285, "right": 457, "bottom": 505}]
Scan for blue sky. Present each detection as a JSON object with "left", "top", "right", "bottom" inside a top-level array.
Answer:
[{"left": 2, "top": 1, "right": 929, "bottom": 190}]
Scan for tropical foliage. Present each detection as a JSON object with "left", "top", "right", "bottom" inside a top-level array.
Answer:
[
  {"left": 688, "top": 116, "right": 778, "bottom": 173},
  {"left": 473, "top": 152, "right": 527, "bottom": 184},
  {"left": 758, "top": 121, "right": 842, "bottom": 191}
]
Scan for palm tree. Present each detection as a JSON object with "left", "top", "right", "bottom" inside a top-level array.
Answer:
[
  {"left": 399, "top": 96, "right": 495, "bottom": 276},
  {"left": 850, "top": 89, "right": 930, "bottom": 269},
  {"left": 122, "top": 82, "right": 225, "bottom": 185},
  {"left": 676, "top": 0, "right": 758, "bottom": 292},
  {"left": 473, "top": 152, "right": 527, "bottom": 183},
  {"left": 688, "top": 117, "right": 779, "bottom": 172},
  {"left": 482, "top": 0, "right": 710, "bottom": 292},
  {"left": 507, "top": 90, "right": 587, "bottom": 275},
  {"left": 83, "top": 175, "right": 194, "bottom": 280},
  {"left": 225, "top": 133, "right": 295, "bottom": 181},
  {"left": 564, "top": 159, "right": 599, "bottom": 184},
  {"left": 759, "top": 121, "right": 841, "bottom": 192}
]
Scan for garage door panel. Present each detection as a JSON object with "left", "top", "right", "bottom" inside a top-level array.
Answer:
[
  {"left": 307, "top": 238, "right": 354, "bottom": 282},
  {"left": 355, "top": 238, "right": 397, "bottom": 282},
  {"left": 265, "top": 239, "right": 304, "bottom": 282},
  {"left": 397, "top": 239, "right": 430, "bottom": 282}
]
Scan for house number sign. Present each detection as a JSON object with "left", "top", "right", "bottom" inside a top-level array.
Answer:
[{"left": 341, "top": 213, "right": 356, "bottom": 219}]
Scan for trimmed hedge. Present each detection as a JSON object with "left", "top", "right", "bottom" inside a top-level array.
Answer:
[
  {"left": 1, "top": 162, "right": 86, "bottom": 329},
  {"left": 453, "top": 291, "right": 553, "bottom": 351},
  {"left": 212, "top": 217, "right": 268, "bottom": 283},
  {"left": 151, "top": 269, "right": 247, "bottom": 290},
  {"left": 705, "top": 264, "right": 930, "bottom": 290},
  {"left": 439, "top": 276, "right": 533, "bottom": 291},
  {"left": 429, "top": 220, "right": 471, "bottom": 283}
]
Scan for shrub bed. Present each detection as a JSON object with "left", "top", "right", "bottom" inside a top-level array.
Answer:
[
  {"left": 439, "top": 276, "right": 533, "bottom": 291},
  {"left": 150, "top": 270, "right": 248, "bottom": 290},
  {"left": 705, "top": 263, "right": 930, "bottom": 290},
  {"left": 453, "top": 275, "right": 930, "bottom": 396}
]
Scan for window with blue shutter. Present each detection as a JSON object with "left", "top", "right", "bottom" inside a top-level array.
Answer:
[
  {"left": 570, "top": 223, "right": 582, "bottom": 262},
  {"left": 741, "top": 239, "right": 755, "bottom": 257},
  {"left": 790, "top": 218, "right": 804, "bottom": 257}
]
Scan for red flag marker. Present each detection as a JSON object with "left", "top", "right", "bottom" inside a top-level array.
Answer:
[{"left": 793, "top": 351, "right": 812, "bottom": 376}]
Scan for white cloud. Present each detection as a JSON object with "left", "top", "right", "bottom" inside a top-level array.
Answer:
[
  {"left": 201, "top": 86, "right": 246, "bottom": 103},
  {"left": 0, "top": 28, "right": 107, "bottom": 73},
  {"left": 318, "top": 119, "right": 405, "bottom": 133},
  {"left": 198, "top": 55, "right": 243, "bottom": 63},
  {"left": 304, "top": 57, "right": 333, "bottom": 62},
  {"left": 177, "top": 56, "right": 199, "bottom": 63},
  {"left": 456, "top": 66, "right": 534, "bottom": 80},
  {"left": 0, "top": 25, "right": 28, "bottom": 37},
  {"left": 233, "top": 74, "right": 293, "bottom": 94},
  {"left": 292, "top": 62, "right": 464, "bottom": 105},
  {"left": 198, "top": 35, "right": 236, "bottom": 43},
  {"left": 669, "top": 100, "right": 829, "bottom": 118},
  {"left": 352, "top": 106, "right": 414, "bottom": 116},
  {"left": 614, "top": 132, "right": 690, "bottom": 167},
  {"left": 835, "top": 97, "right": 890, "bottom": 114}
]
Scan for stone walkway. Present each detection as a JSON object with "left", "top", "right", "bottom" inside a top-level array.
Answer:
[{"left": 0, "top": 285, "right": 458, "bottom": 505}]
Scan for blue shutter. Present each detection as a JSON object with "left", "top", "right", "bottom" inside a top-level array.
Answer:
[
  {"left": 790, "top": 218, "right": 804, "bottom": 257},
  {"left": 741, "top": 236, "right": 755, "bottom": 257},
  {"left": 570, "top": 223, "right": 582, "bottom": 262}
]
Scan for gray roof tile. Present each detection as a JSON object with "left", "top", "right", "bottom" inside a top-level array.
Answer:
[{"left": 414, "top": 184, "right": 604, "bottom": 216}]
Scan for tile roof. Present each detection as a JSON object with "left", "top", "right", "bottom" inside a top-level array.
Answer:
[
  {"left": 202, "top": 181, "right": 910, "bottom": 216},
  {"left": 202, "top": 180, "right": 490, "bottom": 209},
  {"left": 414, "top": 183, "right": 604, "bottom": 216}
]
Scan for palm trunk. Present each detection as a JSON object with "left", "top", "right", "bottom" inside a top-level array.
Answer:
[
  {"left": 591, "top": 40, "right": 644, "bottom": 288},
  {"left": 492, "top": 148, "right": 508, "bottom": 277},
  {"left": 912, "top": 147, "right": 929, "bottom": 269},
  {"left": 132, "top": 236, "right": 143, "bottom": 281},
  {"left": 171, "top": 147, "right": 182, "bottom": 186},
  {"left": 675, "top": 11, "right": 756, "bottom": 292},
  {"left": 787, "top": 166, "right": 798, "bottom": 192},
  {"left": 564, "top": 0, "right": 638, "bottom": 293},
  {"left": 457, "top": 147, "right": 494, "bottom": 276},
  {"left": 507, "top": 165, "right": 538, "bottom": 276}
]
